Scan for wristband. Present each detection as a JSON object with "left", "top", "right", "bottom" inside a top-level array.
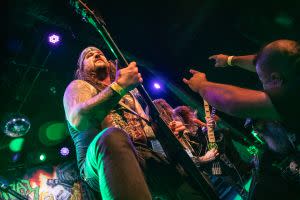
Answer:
[
  {"left": 110, "top": 82, "right": 126, "bottom": 96},
  {"left": 227, "top": 56, "right": 234, "bottom": 66}
]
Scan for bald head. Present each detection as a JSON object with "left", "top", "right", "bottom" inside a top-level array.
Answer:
[
  {"left": 256, "top": 39, "right": 300, "bottom": 82},
  {"left": 265, "top": 39, "right": 298, "bottom": 51}
]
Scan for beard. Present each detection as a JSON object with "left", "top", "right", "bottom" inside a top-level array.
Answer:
[
  {"left": 90, "top": 58, "right": 113, "bottom": 80},
  {"left": 78, "top": 60, "right": 116, "bottom": 86},
  {"left": 94, "top": 64, "right": 110, "bottom": 81}
]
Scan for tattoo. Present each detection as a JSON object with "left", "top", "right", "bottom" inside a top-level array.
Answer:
[
  {"left": 64, "top": 80, "right": 96, "bottom": 119},
  {"left": 63, "top": 80, "right": 122, "bottom": 130}
]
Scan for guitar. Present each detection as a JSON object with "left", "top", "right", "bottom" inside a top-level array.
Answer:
[
  {"left": 69, "top": 1, "right": 218, "bottom": 199},
  {"left": 201, "top": 101, "right": 250, "bottom": 198},
  {"left": 203, "top": 100, "right": 223, "bottom": 175},
  {"left": 202, "top": 100, "right": 242, "bottom": 177}
]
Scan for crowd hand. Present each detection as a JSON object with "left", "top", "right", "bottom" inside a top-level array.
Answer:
[
  {"left": 169, "top": 120, "right": 187, "bottom": 138},
  {"left": 199, "top": 148, "right": 219, "bottom": 163},
  {"left": 115, "top": 61, "right": 143, "bottom": 91},
  {"left": 183, "top": 69, "right": 207, "bottom": 93},
  {"left": 208, "top": 54, "right": 229, "bottom": 67}
]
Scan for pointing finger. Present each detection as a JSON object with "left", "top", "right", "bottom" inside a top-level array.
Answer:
[
  {"left": 190, "top": 69, "right": 199, "bottom": 74},
  {"left": 183, "top": 78, "right": 189, "bottom": 84},
  {"left": 208, "top": 55, "right": 217, "bottom": 60}
]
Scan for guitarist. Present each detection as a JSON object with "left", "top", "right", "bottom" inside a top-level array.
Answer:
[
  {"left": 174, "top": 105, "right": 250, "bottom": 199},
  {"left": 172, "top": 105, "right": 220, "bottom": 163},
  {"left": 63, "top": 46, "right": 208, "bottom": 200}
]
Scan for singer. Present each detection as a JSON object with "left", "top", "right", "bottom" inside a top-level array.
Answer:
[{"left": 63, "top": 46, "right": 208, "bottom": 200}]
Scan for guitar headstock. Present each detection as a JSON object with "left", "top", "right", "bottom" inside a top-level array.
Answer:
[{"left": 69, "top": 0, "right": 105, "bottom": 26}]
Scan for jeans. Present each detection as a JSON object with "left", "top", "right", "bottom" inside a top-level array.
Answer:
[{"left": 82, "top": 127, "right": 206, "bottom": 200}]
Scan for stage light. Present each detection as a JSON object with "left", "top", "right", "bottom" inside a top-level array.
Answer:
[
  {"left": 39, "top": 121, "right": 68, "bottom": 146},
  {"left": 59, "top": 147, "right": 70, "bottom": 157},
  {"left": 46, "top": 122, "right": 67, "bottom": 141},
  {"left": 48, "top": 34, "right": 60, "bottom": 44},
  {"left": 275, "top": 13, "right": 293, "bottom": 28},
  {"left": 12, "top": 153, "right": 21, "bottom": 162},
  {"left": 39, "top": 153, "right": 47, "bottom": 161},
  {"left": 153, "top": 82, "right": 161, "bottom": 89},
  {"left": 9, "top": 138, "right": 25, "bottom": 152},
  {"left": 2, "top": 113, "right": 31, "bottom": 137},
  {"left": 49, "top": 86, "right": 57, "bottom": 94}
]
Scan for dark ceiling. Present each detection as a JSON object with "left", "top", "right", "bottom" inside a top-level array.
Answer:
[{"left": 1, "top": 0, "right": 300, "bottom": 172}]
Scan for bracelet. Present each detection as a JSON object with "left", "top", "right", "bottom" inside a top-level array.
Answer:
[
  {"left": 110, "top": 82, "right": 126, "bottom": 96},
  {"left": 227, "top": 56, "right": 234, "bottom": 66}
]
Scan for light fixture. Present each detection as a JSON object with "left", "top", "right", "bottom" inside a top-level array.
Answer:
[
  {"left": 39, "top": 153, "right": 47, "bottom": 161},
  {"left": 153, "top": 82, "right": 161, "bottom": 89},
  {"left": 2, "top": 113, "right": 30, "bottom": 137},
  {"left": 48, "top": 34, "right": 60, "bottom": 44},
  {"left": 60, "top": 147, "right": 70, "bottom": 157}
]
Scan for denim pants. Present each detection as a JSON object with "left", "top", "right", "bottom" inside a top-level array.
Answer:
[{"left": 82, "top": 127, "right": 206, "bottom": 200}]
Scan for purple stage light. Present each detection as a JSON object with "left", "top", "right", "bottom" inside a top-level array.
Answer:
[
  {"left": 48, "top": 34, "right": 60, "bottom": 44},
  {"left": 153, "top": 83, "right": 161, "bottom": 89},
  {"left": 60, "top": 147, "right": 70, "bottom": 156}
]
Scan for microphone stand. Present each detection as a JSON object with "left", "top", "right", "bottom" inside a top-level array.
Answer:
[{"left": 70, "top": 1, "right": 219, "bottom": 199}]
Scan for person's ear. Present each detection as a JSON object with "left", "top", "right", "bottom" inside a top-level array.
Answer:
[{"left": 271, "top": 72, "right": 283, "bottom": 85}]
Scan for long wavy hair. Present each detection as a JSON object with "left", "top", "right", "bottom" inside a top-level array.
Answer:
[
  {"left": 74, "top": 46, "right": 117, "bottom": 91},
  {"left": 152, "top": 99, "right": 174, "bottom": 124},
  {"left": 173, "top": 106, "right": 198, "bottom": 133}
]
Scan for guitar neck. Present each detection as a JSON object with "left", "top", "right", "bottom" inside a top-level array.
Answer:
[{"left": 203, "top": 100, "right": 216, "bottom": 143}]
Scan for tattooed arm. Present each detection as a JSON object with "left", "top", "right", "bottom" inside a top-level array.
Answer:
[{"left": 63, "top": 80, "right": 122, "bottom": 131}]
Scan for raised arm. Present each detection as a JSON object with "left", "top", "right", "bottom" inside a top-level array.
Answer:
[
  {"left": 183, "top": 70, "right": 280, "bottom": 119},
  {"left": 209, "top": 54, "right": 257, "bottom": 72}
]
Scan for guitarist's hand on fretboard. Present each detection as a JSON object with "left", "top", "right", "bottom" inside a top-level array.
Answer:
[
  {"left": 205, "top": 116, "right": 216, "bottom": 130},
  {"left": 198, "top": 148, "right": 219, "bottom": 163}
]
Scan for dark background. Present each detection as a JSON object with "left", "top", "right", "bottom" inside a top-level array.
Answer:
[{"left": 1, "top": 0, "right": 300, "bottom": 173}]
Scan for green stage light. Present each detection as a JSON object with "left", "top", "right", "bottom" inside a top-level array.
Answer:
[
  {"left": 9, "top": 138, "right": 25, "bottom": 152},
  {"left": 46, "top": 122, "right": 67, "bottom": 141},
  {"left": 39, "top": 153, "right": 47, "bottom": 161},
  {"left": 39, "top": 121, "right": 68, "bottom": 146}
]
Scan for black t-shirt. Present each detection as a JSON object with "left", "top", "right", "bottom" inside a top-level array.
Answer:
[
  {"left": 265, "top": 78, "right": 300, "bottom": 134},
  {"left": 263, "top": 79, "right": 300, "bottom": 188}
]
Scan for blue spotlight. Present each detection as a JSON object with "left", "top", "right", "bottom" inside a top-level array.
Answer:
[{"left": 153, "top": 82, "right": 161, "bottom": 89}]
